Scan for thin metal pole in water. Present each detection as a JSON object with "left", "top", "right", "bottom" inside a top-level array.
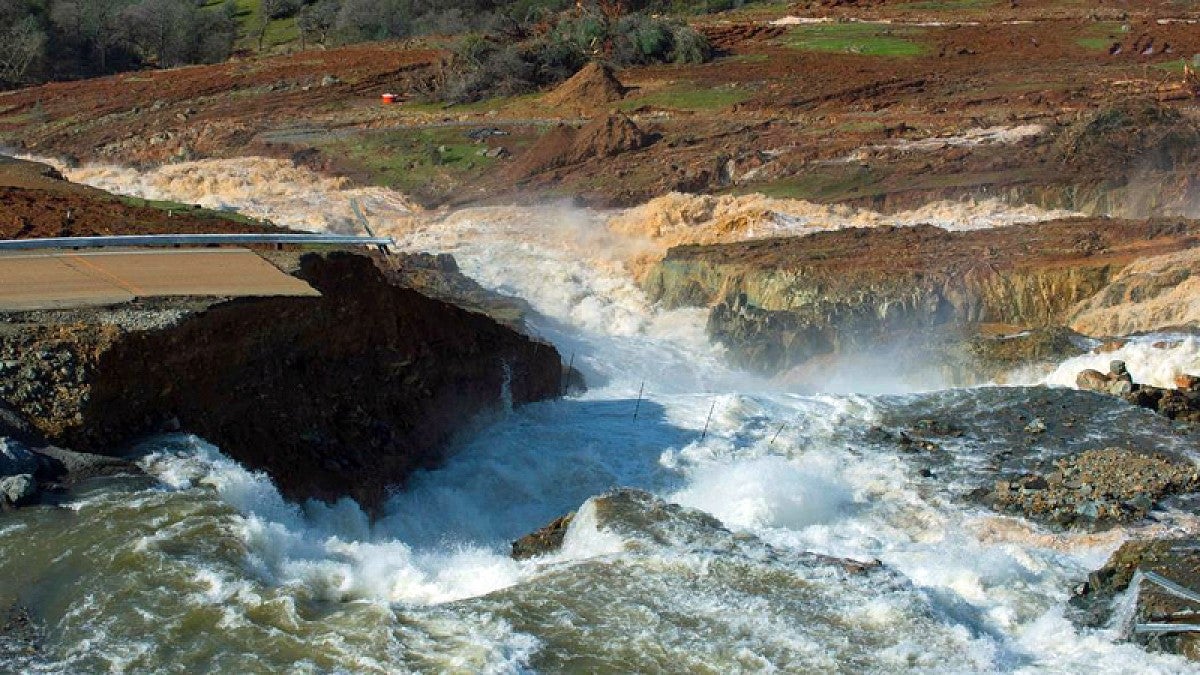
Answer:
[
  {"left": 700, "top": 398, "right": 717, "bottom": 441},
  {"left": 633, "top": 380, "right": 645, "bottom": 421},
  {"left": 562, "top": 352, "right": 575, "bottom": 396},
  {"left": 769, "top": 421, "right": 787, "bottom": 447}
]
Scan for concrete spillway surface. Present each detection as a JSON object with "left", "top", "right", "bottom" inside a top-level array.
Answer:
[{"left": 0, "top": 248, "right": 320, "bottom": 310}]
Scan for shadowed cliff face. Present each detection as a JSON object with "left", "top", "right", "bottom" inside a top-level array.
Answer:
[
  {"left": 0, "top": 252, "right": 562, "bottom": 511},
  {"left": 644, "top": 219, "right": 1200, "bottom": 375}
]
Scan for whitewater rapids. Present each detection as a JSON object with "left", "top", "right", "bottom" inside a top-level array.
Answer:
[{"left": 2, "top": 158, "right": 1199, "bottom": 672}]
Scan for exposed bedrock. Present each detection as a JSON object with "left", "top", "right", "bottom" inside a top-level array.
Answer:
[
  {"left": 644, "top": 219, "right": 1200, "bottom": 376},
  {"left": 0, "top": 252, "right": 563, "bottom": 511},
  {"left": 1072, "top": 538, "right": 1200, "bottom": 661}
]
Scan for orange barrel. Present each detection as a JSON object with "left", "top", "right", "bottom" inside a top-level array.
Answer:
[{"left": 381, "top": 93, "right": 396, "bottom": 105}]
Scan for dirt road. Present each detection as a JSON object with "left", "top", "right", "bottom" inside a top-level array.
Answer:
[{"left": 0, "top": 248, "right": 318, "bottom": 311}]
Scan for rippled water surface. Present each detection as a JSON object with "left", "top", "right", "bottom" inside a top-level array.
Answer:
[{"left": 3, "top": 159, "right": 1200, "bottom": 672}]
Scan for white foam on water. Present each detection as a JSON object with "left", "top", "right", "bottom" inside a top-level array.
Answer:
[
  {"left": 16, "top": 157, "right": 1200, "bottom": 672},
  {"left": 1038, "top": 335, "right": 1200, "bottom": 389}
]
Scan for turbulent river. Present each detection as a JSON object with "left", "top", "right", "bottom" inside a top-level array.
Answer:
[{"left": 4, "top": 158, "right": 1200, "bottom": 673}]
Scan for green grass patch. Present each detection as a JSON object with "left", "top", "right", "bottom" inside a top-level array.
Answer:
[
  {"left": 620, "top": 84, "right": 751, "bottom": 111},
  {"left": 1074, "top": 22, "right": 1126, "bottom": 52},
  {"left": 317, "top": 127, "right": 513, "bottom": 194},
  {"left": 720, "top": 53, "right": 770, "bottom": 64},
  {"left": 402, "top": 93, "right": 539, "bottom": 115},
  {"left": 118, "top": 196, "right": 264, "bottom": 226},
  {"left": 894, "top": 0, "right": 996, "bottom": 9},
  {"left": 736, "top": 166, "right": 886, "bottom": 202},
  {"left": 781, "top": 23, "right": 926, "bottom": 57},
  {"left": 1154, "top": 58, "right": 1200, "bottom": 75},
  {"left": 201, "top": 0, "right": 300, "bottom": 52}
]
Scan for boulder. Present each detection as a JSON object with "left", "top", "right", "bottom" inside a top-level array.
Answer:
[
  {"left": 512, "top": 512, "right": 575, "bottom": 560},
  {"left": 1076, "top": 368, "right": 1109, "bottom": 391},
  {"left": 0, "top": 474, "right": 35, "bottom": 506},
  {"left": 0, "top": 438, "right": 38, "bottom": 477},
  {"left": 31, "top": 446, "right": 141, "bottom": 485}
]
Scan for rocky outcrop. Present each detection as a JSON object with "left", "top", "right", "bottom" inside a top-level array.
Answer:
[
  {"left": 512, "top": 512, "right": 574, "bottom": 560},
  {"left": 1068, "top": 248, "right": 1200, "bottom": 336},
  {"left": 644, "top": 219, "right": 1200, "bottom": 375},
  {"left": 510, "top": 489, "right": 883, "bottom": 574},
  {"left": 1077, "top": 361, "right": 1200, "bottom": 423},
  {"left": 988, "top": 447, "right": 1200, "bottom": 529},
  {"left": 382, "top": 252, "right": 531, "bottom": 329},
  {"left": 1071, "top": 538, "right": 1200, "bottom": 661},
  {"left": 0, "top": 252, "right": 563, "bottom": 511}
]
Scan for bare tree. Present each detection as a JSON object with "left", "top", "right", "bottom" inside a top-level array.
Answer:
[
  {"left": 0, "top": 17, "right": 46, "bottom": 86},
  {"left": 51, "top": 0, "right": 131, "bottom": 74}
]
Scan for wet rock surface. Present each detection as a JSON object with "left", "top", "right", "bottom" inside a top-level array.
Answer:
[
  {"left": 512, "top": 513, "right": 575, "bottom": 560},
  {"left": 510, "top": 489, "right": 883, "bottom": 574},
  {"left": 1077, "top": 360, "right": 1200, "bottom": 424},
  {"left": 1071, "top": 538, "right": 1200, "bottom": 660},
  {"left": 0, "top": 252, "right": 563, "bottom": 511},
  {"left": 379, "top": 252, "right": 531, "bottom": 329},
  {"left": 0, "top": 605, "right": 44, "bottom": 668},
  {"left": 865, "top": 386, "right": 1200, "bottom": 529},
  {"left": 989, "top": 448, "right": 1200, "bottom": 529},
  {"left": 646, "top": 219, "right": 1200, "bottom": 375}
]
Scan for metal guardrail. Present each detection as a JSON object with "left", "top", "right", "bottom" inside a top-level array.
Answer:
[
  {"left": 0, "top": 234, "right": 395, "bottom": 251},
  {"left": 1131, "top": 570, "right": 1200, "bottom": 636}
]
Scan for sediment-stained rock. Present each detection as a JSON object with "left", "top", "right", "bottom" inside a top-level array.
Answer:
[
  {"left": 644, "top": 219, "right": 1200, "bottom": 375},
  {"left": 0, "top": 252, "right": 563, "bottom": 511},
  {"left": 1068, "top": 248, "right": 1200, "bottom": 336}
]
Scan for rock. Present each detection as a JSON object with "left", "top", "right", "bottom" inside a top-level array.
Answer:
[
  {"left": 988, "top": 447, "right": 1200, "bottom": 529},
  {"left": 1076, "top": 369, "right": 1109, "bottom": 391},
  {"left": 466, "top": 127, "right": 508, "bottom": 141},
  {"left": 0, "top": 252, "right": 564, "bottom": 513},
  {"left": 0, "top": 474, "right": 35, "bottom": 505},
  {"left": 0, "top": 438, "right": 38, "bottom": 477},
  {"left": 1071, "top": 538, "right": 1200, "bottom": 660},
  {"left": 0, "top": 605, "right": 44, "bottom": 666},
  {"left": 1024, "top": 417, "right": 1047, "bottom": 433},
  {"left": 512, "top": 512, "right": 575, "bottom": 559},
  {"left": 1108, "top": 379, "right": 1134, "bottom": 396},
  {"left": 319, "top": 74, "right": 340, "bottom": 87},
  {"left": 643, "top": 218, "right": 1200, "bottom": 377},
  {"left": 31, "top": 446, "right": 141, "bottom": 484}
]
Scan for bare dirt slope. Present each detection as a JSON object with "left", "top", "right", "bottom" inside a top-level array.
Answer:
[{"left": 0, "top": 2, "right": 1197, "bottom": 210}]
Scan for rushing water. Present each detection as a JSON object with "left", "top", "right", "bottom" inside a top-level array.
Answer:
[{"left": 3, "top": 160, "right": 1200, "bottom": 672}]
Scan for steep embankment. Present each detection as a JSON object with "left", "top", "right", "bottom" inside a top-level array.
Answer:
[
  {"left": 0, "top": 154, "right": 283, "bottom": 237},
  {"left": 644, "top": 218, "right": 1200, "bottom": 374},
  {"left": 0, "top": 253, "right": 562, "bottom": 511}
]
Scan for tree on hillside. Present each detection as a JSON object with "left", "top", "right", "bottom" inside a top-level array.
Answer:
[
  {"left": 0, "top": 16, "right": 45, "bottom": 87},
  {"left": 297, "top": 0, "right": 339, "bottom": 48},
  {"left": 335, "top": 0, "right": 409, "bottom": 43},
  {"left": 50, "top": 0, "right": 132, "bottom": 74},
  {"left": 124, "top": 0, "right": 234, "bottom": 67}
]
